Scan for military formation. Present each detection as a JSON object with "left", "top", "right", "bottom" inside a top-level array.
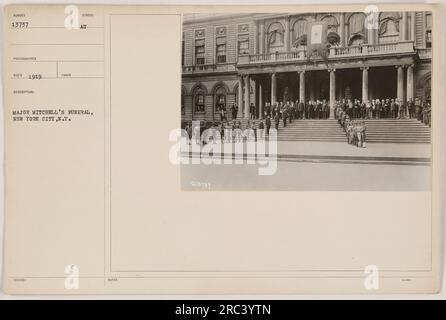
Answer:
[{"left": 337, "top": 110, "right": 367, "bottom": 148}]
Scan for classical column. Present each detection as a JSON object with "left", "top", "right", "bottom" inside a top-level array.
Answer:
[
  {"left": 259, "top": 20, "right": 265, "bottom": 54},
  {"left": 299, "top": 71, "right": 305, "bottom": 102},
  {"left": 401, "top": 12, "right": 408, "bottom": 41},
  {"left": 396, "top": 65, "right": 404, "bottom": 102},
  {"left": 252, "top": 78, "right": 257, "bottom": 118},
  {"left": 244, "top": 75, "right": 250, "bottom": 118},
  {"left": 339, "top": 13, "right": 345, "bottom": 46},
  {"left": 259, "top": 83, "right": 263, "bottom": 119},
  {"left": 406, "top": 64, "right": 414, "bottom": 101},
  {"left": 237, "top": 75, "right": 243, "bottom": 118},
  {"left": 285, "top": 16, "right": 290, "bottom": 52},
  {"left": 271, "top": 72, "right": 277, "bottom": 105},
  {"left": 329, "top": 69, "right": 336, "bottom": 118},
  {"left": 410, "top": 12, "right": 416, "bottom": 42},
  {"left": 361, "top": 67, "right": 369, "bottom": 103}
]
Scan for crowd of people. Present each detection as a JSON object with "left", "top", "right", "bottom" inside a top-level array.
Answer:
[
  {"left": 333, "top": 98, "right": 431, "bottom": 124},
  {"left": 219, "top": 97, "right": 431, "bottom": 127},
  {"left": 263, "top": 99, "right": 332, "bottom": 121},
  {"left": 185, "top": 96, "right": 431, "bottom": 146},
  {"left": 183, "top": 119, "right": 263, "bottom": 144}
]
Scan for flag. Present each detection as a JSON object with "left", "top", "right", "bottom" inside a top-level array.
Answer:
[{"left": 306, "top": 21, "right": 329, "bottom": 64}]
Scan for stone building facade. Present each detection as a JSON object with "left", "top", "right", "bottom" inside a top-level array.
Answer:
[{"left": 181, "top": 12, "right": 432, "bottom": 121}]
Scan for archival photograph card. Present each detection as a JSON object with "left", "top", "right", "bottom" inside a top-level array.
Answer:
[{"left": 2, "top": 3, "right": 442, "bottom": 294}]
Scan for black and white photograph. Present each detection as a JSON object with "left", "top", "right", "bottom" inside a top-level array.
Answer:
[
  {"left": 1, "top": 2, "right": 443, "bottom": 299},
  {"left": 180, "top": 11, "right": 432, "bottom": 191}
]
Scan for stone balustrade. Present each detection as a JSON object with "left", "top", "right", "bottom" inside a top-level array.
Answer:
[{"left": 237, "top": 40, "right": 416, "bottom": 65}]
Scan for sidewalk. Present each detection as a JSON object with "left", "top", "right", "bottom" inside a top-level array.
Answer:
[
  {"left": 184, "top": 140, "right": 431, "bottom": 165},
  {"left": 275, "top": 141, "right": 431, "bottom": 159}
]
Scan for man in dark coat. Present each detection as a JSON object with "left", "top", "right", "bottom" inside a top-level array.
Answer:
[
  {"left": 390, "top": 99, "right": 397, "bottom": 119},
  {"left": 407, "top": 98, "right": 414, "bottom": 118},
  {"left": 231, "top": 104, "right": 238, "bottom": 120},
  {"left": 265, "top": 116, "right": 271, "bottom": 136},
  {"left": 266, "top": 103, "right": 271, "bottom": 118},
  {"left": 249, "top": 103, "right": 256, "bottom": 120},
  {"left": 282, "top": 107, "right": 288, "bottom": 127},
  {"left": 414, "top": 98, "right": 421, "bottom": 120},
  {"left": 297, "top": 100, "right": 304, "bottom": 119},
  {"left": 274, "top": 113, "right": 280, "bottom": 131}
]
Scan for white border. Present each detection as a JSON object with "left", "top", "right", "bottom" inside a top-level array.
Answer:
[{"left": 0, "top": 0, "right": 445, "bottom": 300}]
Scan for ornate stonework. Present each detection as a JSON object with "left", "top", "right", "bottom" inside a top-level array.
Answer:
[
  {"left": 238, "top": 23, "right": 249, "bottom": 33},
  {"left": 195, "top": 29, "right": 205, "bottom": 38},
  {"left": 216, "top": 26, "right": 227, "bottom": 36}
]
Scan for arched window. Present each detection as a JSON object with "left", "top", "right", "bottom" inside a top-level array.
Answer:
[
  {"left": 378, "top": 13, "right": 400, "bottom": 43},
  {"left": 347, "top": 13, "right": 366, "bottom": 46},
  {"left": 349, "top": 34, "right": 365, "bottom": 46},
  {"left": 267, "top": 22, "right": 285, "bottom": 53},
  {"left": 181, "top": 86, "right": 187, "bottom": 115},
  {"left": 321, "top": 15, "right": 338, "bottom": 33},
  {"left": 192, "top": 85, "right": 206, "bottom": 113},
  {"left": 292, "top": 19, "right": 307, "bottom": 49},
  {"left": 213, "top": 85, "right": 227, "bottom": 113}
]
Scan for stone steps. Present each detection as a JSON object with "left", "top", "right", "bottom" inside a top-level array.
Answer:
[
  {"left": 209, "top": 118, "right": 431, "bottom": 143},
  {"left": 271, "top": 118, "right": 430, "bottom": 143},
  {"left": 362, "top": 119, "right": 431, "bottom": 143}
]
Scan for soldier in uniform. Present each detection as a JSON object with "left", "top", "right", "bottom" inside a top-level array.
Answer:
[
  {"left": 390, "top": 99, "right": 397, "bottom": 119},
  {"left": 265, "top": 115, "right": 271, "bottom": 136},
  {"left": 297, "top": 99, "right": 304, "bottom": 119},
  {"left": 249, "top": 102, "right": 256, "bottom": 120},
  {"left": 258, "top": 120, "right": 264, "bottom": 140},
  {"left": 317, "top": 100, "right": 323, "bottom": 119},
  {"left": 282, "top": 106, "right": 288, "bottom": 127},
  {"left": 357, "top": 121, "right": 367, "bottom": 148},
  {"left": 265, "top": 102, "right": 271, "bottom": 118},
  {"left": 312, "top": 100, "right": 318, "bottom": 119},
  {"left": 398, "top": 99, "right": 405, "bottom": 119},
  {"left": 360, "top": 100, "right": 366, "bottom": 119},
  {"left": 220, "top": 107, "right": 227, "bottom": 121},
  {"left": 230, "top": 104, "right": 238, "bottom": 120},
  {"left": 287, "top": 101, "right": 293, "bottom": 123},
  {"left": 274, "top": 112, "right": 280, "bottom": 131},
  {"left": 414, "top": 98, "right": 421, "bottom": 120},
  {"left": 409, "top": 98, "right": 415, "bottom": 118},
  {"left": 347, "top": 99, "right": 353, "bottom": 118},
  {"left": 384, "top": 99, "right": 390, "bottom": 118},
  {"left": 307, "top": 100, "right": 312, "bottom": 119},
  {"left": 427, "top": 102, "right": 431, "bottom": 127},
  {"left": 322, "top": 100, "right": 328, "bottom": 119}
]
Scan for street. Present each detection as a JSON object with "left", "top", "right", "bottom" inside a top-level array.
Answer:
[{"left": 181, "top": 160, "right": 430, "bottom": 191}]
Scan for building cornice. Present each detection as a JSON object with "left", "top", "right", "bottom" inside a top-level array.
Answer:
[{"left": 183, "top": 12, "right": 325, "bottom": 26}]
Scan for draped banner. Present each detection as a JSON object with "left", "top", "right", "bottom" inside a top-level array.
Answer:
[{"left": 306, "top": 21, "right": 329, "bottom": 64}]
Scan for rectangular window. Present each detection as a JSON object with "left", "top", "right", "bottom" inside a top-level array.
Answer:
[
  {"left": 425, "top": 13, "right": 432, "bottom": 29},
  {"left": 426, "top": 30, "right": 432, "bottom": 48},
  {"left": 238, "top": 35, "right": 249, "bottom": 56},
  {"left": 195, "top": 95, "right": 205, "bottom": 112},
  {"left": 182, "top": 39, "right": 185, "bottom": 66},
  {"left": 216, "top": 37, "right": 226, "bottom": 63},
  {"left": 425, "top": 13, "right": 432, "bottom": 49},
  {"left": 195, "top": 39, "right": 205, "bottom": 65}
]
